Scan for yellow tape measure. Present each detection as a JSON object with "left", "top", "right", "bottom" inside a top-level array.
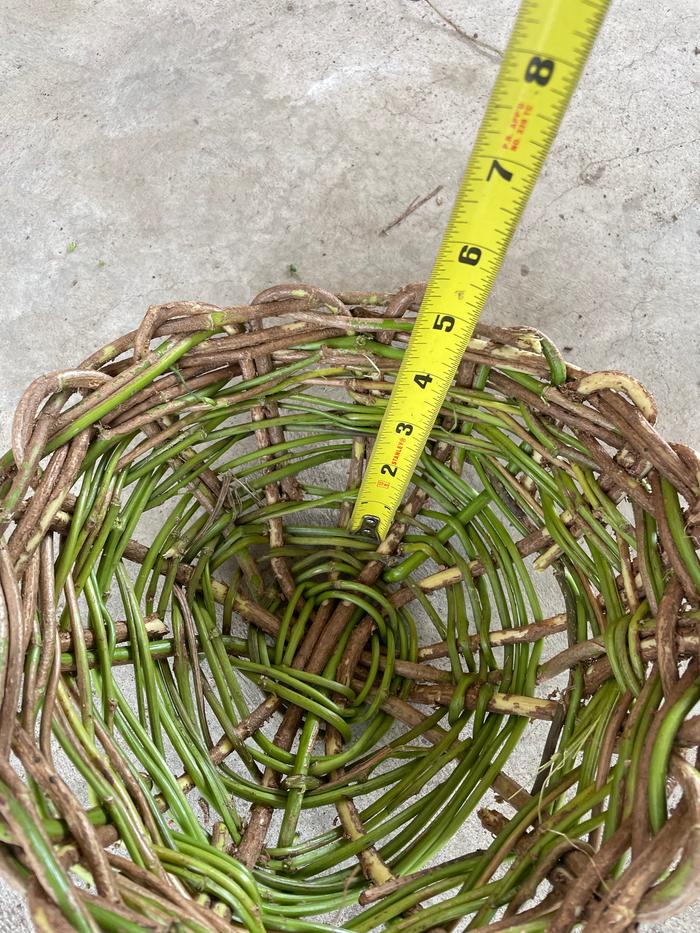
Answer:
[{"left": 351, "top": 0, "right": 610, "bottom": 540}]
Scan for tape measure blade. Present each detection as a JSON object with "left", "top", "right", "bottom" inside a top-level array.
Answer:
[{"left": 350, "top": 0, "right": 610, "bottom": 540}]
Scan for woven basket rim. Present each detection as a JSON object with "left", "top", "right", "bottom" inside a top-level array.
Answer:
[{"left": 1, "top": 282, "right": 699, "bottom": 933}]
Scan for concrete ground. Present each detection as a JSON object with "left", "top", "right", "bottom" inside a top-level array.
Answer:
[{"left": 1, "top": 0, "right": 699, "bottom": 929}]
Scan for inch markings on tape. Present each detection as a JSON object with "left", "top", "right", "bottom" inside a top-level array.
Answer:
[{"left": 351, "top": 0, "right": 610, "bottom": 540}]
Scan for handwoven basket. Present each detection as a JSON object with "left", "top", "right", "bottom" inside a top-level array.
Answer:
[{"left": 1, "top": 283, "right": 699, "bottom": 933}]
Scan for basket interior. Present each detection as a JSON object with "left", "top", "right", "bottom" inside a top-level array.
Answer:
[{"left": 1, "top": 283, "right": 699, "bottom": 932}]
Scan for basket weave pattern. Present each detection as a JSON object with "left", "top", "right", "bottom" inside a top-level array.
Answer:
[{"left": 1, "top": 283, "right": 699, "bottom": 932}]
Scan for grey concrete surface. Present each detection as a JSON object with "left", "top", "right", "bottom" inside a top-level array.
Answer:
[{"left": 1, "top": 0, "right": 699, "bottom": 929}]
